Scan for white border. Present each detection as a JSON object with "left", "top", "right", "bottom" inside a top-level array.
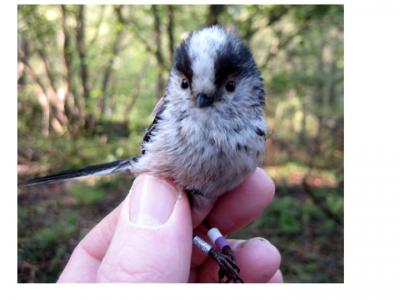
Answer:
[{"left": 4, "top": 0, "right": 400, "bottom": 300}]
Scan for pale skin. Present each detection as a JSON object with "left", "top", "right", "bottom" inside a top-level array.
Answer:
[{"left": 58, "top": 168, "right": 283, "bottom": 283}]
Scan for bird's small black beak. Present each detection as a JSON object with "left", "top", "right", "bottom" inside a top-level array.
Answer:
[{"left": 195, "top": 93, "right": 214, "bottom": 108}]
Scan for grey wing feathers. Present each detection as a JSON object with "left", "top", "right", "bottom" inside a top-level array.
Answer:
[{"left": 141, "top": 97, "right": 166, "bottom": 154}]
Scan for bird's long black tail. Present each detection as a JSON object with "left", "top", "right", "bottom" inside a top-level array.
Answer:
[{"left": 24, "top": 157, "right": 138, "bottom": 186}]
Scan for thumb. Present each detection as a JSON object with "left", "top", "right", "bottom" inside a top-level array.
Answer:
[{"left": 97, "top": 174, "right": 193, "bottom": 282}]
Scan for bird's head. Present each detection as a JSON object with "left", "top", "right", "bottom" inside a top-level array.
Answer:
[{"left": 166, "top": 26, "right": 265, "bottom": 115}]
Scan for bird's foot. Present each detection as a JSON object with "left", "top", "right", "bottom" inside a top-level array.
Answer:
[
  {"left": 209, "top": 246, "right": 243, "bottom": 283},
  {"left": 193, "top": 229, "right": 244, "bottom": 283}
]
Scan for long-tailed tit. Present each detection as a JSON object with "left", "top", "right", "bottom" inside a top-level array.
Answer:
[{"left": 26, "top": 26, "right": 268, "bottom": 283}]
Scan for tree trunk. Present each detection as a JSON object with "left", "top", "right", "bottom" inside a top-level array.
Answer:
[
  {"left": 166, "top": 5, "right": 175, "bottom": 64},
  {"left": 151, "top": 5, "right": 165, "bottom": 99},
  {"left": 38, "top": 49, "right": 57, "bottom": 93},
  {"left": 206, "top": 5, "right": 225, "bottom": 26},
  {"left": 76, "top": 5, "right": 90, "bottom": 112},
  {"left": 98, "top": 6, "right": 125, "bottom": 118},
  {"left": 18, "top": 37, "right": 29, "bottom": 85},
  {"left": 328, "top": 61, "right": 338, "bottom": 107},
  {"left": 313, "top": 56, "right": 325, "bottom": 157},
  {"left": 61, "top": 5, "right": 82, "bottom": 122},
  {"left": 19, "top": 50, "right": 66, "bottom": 136},
  {"left": 37, "top": 48, "right": 69, "bottom": 129},
  {"left": 89, "top": 5, "right": 105, "bottom": 45},
  {"left": 126, "top": 7, "right": 169, "bottom": 73},
  {"left": 20, "top": 9, "right": 69, "bottom": 135}
]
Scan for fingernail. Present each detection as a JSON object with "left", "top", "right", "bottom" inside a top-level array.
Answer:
[
  {"left": 254, "top": 237, "right": 272, "bottom": 245},
  {"left": 129, "top": 175, "right": 178, "bottom": 226},
  {"left": 238, "top": 237, "right": 271, "bottom": 249}
]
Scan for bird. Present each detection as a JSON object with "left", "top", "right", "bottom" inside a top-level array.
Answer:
[{"left": 25, "top": 25, "right": 268, "bottom": 283}]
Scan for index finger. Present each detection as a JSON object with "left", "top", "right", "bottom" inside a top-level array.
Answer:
[
  {"left": 205, "top": 167, "right": 275, "bottom": 234},
  {"left": 190, "top": 168, "right": 275, "bottom": 268}
]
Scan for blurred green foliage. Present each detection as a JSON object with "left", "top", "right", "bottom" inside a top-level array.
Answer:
[{"left": 18, "top": 5, "right": 343, "bottom": 283}]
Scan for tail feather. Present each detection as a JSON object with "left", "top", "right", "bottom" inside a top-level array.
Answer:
[{"left": 24, "top": 157, "right": 138, "bottom": 186}]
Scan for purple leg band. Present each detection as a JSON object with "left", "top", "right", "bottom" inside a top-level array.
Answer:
[{"left": 215, "top": 236, "right": 229, "bottom": 250}]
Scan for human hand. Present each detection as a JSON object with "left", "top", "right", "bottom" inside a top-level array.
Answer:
[{"left": 57, "top": 168, "right": 283, "bottom": 283}]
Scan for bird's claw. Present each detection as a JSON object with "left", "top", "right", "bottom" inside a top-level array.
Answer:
[{"left": 209, "top": 248, "right": 244, "bottom": 283}]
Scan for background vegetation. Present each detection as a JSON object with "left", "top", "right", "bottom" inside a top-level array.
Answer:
[{"left": 17, "top": 5, "right": 343, "bottom": 283}]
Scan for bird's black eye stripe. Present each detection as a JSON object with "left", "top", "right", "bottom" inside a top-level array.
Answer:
[
  {"left": 214, "top": 36, "right": 257, "bottom": 85},
  {"left": 174, "top": 40, "right": 193, "bottom": 82}
]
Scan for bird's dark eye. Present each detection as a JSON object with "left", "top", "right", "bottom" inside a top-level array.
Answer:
[
  {"left": 181, "top": 78, "right": 189, "bottom": 90},
  {"left": 225, "top": 80, "right": 236, "bottom": 92}
]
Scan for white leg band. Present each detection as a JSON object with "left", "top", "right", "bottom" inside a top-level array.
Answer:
[{"left": 207, "top": 227, "right": 223, "bottom": 244}]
